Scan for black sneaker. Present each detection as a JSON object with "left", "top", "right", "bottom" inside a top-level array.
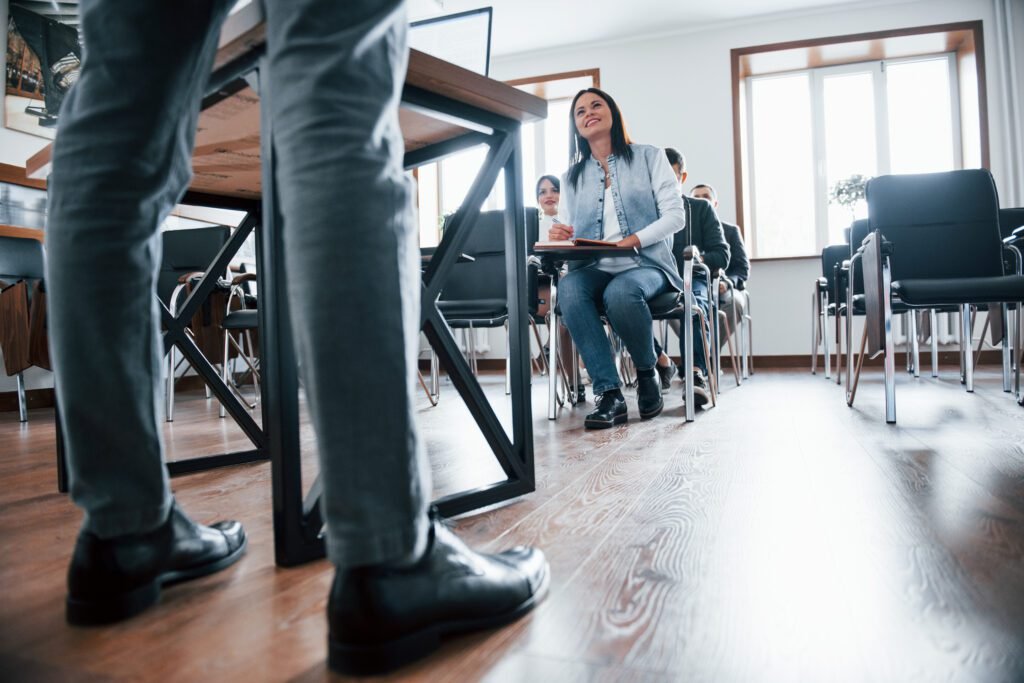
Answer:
[
  {"left": 655, "top": 363, "right": 676, "bottom": 393},
  {"left": 574, "top": 384, "right": 586, "bottom": 404},
  {"left": 686, "top": 369, "right": 711, "bottom": 410}
]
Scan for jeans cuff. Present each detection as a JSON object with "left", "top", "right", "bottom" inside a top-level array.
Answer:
[
  {"left": 326, "top": 514, "right": 431, "bottom": 570},
  {"left": 592, "top": 380, "right": 621, "bottom": 395}
]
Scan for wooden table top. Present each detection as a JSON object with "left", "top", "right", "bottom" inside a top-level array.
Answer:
[{"left": 25, "top": 2, "right": 546, "bottom": 200}]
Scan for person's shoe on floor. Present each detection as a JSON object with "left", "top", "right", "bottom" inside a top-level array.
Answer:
[
  {"left": 327, "top": 511, "right": 550, "bottom": 676},
  {"left": 636, "top": 368, "right": 663, "bottom": 419},
  {"left": 686, "top": 368, "right": 711, "bottom": 410},
  {"left": 655, "top": 362, "right": 676, "bottom": 393},
  {"left": 585, "top": 389, "right": 627, "bottom": 429},
  {"left": 66, "top": 502, "right": 246, "bottom": 625}
]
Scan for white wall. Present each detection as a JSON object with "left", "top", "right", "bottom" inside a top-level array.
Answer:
[{"left": 485, "top": 0, "right": 1018, "bottom": 357}]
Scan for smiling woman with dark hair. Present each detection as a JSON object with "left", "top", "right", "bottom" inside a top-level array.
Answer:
[{"left": 548, "top": 88, "right": 685, "bottom": 429}]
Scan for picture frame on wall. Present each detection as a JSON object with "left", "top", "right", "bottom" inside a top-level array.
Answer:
[{"left": 5, "top": 3, "right": 81, "bottom": 140}]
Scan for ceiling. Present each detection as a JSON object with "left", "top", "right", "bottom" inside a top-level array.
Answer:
[{"left": 409, "top": 0, "right": 894, "bottom": 58}]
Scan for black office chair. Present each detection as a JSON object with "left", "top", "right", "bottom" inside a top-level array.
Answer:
[
  {"left": 648, "top": 246, "right": 717, "bottom": 422},
  {"left": 0, "top": 235, "right": 48, "bottom": 422},
  {"left": 160, "top": 226, "right": 231, "bottom": 420},
  {"left": 847, "top": 169, "right": 1024, "bottom": 422},
  {"left": 436, "top": 209, "right": 535, "bottom": 396}
]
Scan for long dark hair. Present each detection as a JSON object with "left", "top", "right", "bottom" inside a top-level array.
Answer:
[
  {"left": 535, "top": 174, "right": 560, "bottom": 198},
  {"left": 566, "top": 88, "right": 633, "bottom": 189}
]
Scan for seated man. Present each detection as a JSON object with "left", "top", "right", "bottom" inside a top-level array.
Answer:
[
  {"left": 691, "top": 183, "right": 749, "bottom": 346},
  {"left": 652, "top": 149, "right": 729, "bottom": 407}
]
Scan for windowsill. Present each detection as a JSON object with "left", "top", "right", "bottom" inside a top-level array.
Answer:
[{"left": 750, "top": 254, "right": 820, "bottom": 263}]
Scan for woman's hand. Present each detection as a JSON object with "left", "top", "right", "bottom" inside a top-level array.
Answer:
[
  {"left": 548, "top": 223, "right": 574, "bottom": 241},
  {"left": 615, "top": 234, "right": 641, "bottom": 249}
]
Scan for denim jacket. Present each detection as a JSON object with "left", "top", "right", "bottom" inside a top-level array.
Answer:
[{"left": 560, "top": 143, "right": 686, "bottom": 291}]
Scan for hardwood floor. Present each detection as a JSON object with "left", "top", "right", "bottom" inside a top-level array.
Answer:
[{"left": 1, "top": 367, "right": 1023, "bottom": 682}]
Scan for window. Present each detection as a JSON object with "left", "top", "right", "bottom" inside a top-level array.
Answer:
[
  {"left": 733, "top": 23, "right": 987, "bottom": 260},
  {"left": 413, "top": 70, "right": 597, "bottom": 247},
  {"left": 745, "top": 54, "right": 962, "bottom": 258}
]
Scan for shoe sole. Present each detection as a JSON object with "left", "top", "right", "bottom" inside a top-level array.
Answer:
[
  {"left": 328, "top": 562, "right": 551, "bottom": 676},
  {"left": 584, "top": 412, "right": 628, "bottom": 429},
  {"left": 639, "top": 401, "right": 663, "bottom": 420},
  {"left": 66, "top": 536, "right": 248, "bottom": 626}
]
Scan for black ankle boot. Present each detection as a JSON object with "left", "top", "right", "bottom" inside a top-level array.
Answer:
[
  {"left": 636, "top": 370, "right": 663, "bottom": 419},
  {"left": 584, "top": 390, "right": 627, "bottom": 429},
  {"left": 328, "top": 514, "right": 549, "bottom": 676},
  {"left": 66, "top": 503, "right": 246, "bottom": 625}
]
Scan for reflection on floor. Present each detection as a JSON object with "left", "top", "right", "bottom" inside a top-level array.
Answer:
[{"left": 1, "top": 368, "right": 1023, "bottom": 681}]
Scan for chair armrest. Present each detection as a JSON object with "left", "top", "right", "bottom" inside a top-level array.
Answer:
[
  {"left": 177, "top": 271, "right": 206, "bottom": 284},
  {"left": 682, "top": 245, "right": 703, "bottom": 262},
  {"left": 815, "top": 276, "right": 828, "bottom": 291},
  {"left": 231, "top": 273, "right": 257, "bottom": 286}
]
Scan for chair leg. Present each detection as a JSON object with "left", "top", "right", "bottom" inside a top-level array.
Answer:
[
  {"left": 909, "top": 310, "right": 920, "bottom": 379},
  {"left": 962, "top": 304, "right": 974, "bottom": 393},
  {"left": 930, "top": 309, "right": 939, "bottom": 377},
  {"left": 684, "top": 291, "right": 695, "bottom": 422},
  {"left": 882, "top": 259, "right": 897, "bottom": 424},
  {"left": 745, "top": 311, "right": 753, "bottom": 378},
  {"left": 16, "top": 371, "right": 27, "bottom": 423},
  {"left": 430, "top": 347, "right": 440, "bottom": 400},
  {"left": 698, "top": 309, "right": 717, "bottom": 407},
  {"left": 219, "top": 332, "right": 230, "bottom": 419},
  {"left": 973, "top": 316, "right": 990, "bottom": 371},
  {"left": 836, "top": 312, "right": 844, "bottom": 386},
  {"left": 417, "top": 370, "right": 438, "bottom": 406},
  {"left": 811, "top": 289, "right": 820, "bottom": 375},
  {"left": 530, "top": 317, "right": 548, "bottom": 376},
  {"left": 1002, "top": 304, "right": 1012, "bottom": 393},
  {"left": 959, "top": 309, "right": 967, "bottom": 384},
  {"left": 165, "top": 347, "right": 176, "bottom": 422},
  {"left": 505, "top": 322, "right": 511, "bottom": 395},
  {"left": 244, "top": 330, "right": 260, "bottom": 407},
  {"left": 548, "top": 287, "right": 560, "bottom": 420},
  {"left": 848, "top": 325, "right": 869, "bottom": 407},
  {"left": 823, "top": 293, "right": 832, "bottom": 380},
  {"left": 719, "top": 311, "right": 741, "bottom": 386}
]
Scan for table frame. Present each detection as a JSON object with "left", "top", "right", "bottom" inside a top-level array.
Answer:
[{"left": 54, "top": 43, "right": 537, "bottom": 568}]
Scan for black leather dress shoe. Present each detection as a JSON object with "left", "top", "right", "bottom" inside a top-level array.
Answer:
[
  {"left": 584, "top": 391, "right": 627, "bottom": 429},
  {"left": 66, "top": 503, "right": 246, "bottom": 625},
  {"left": 328, "top": 517, "right": 549, "bottom": 676},
  {"left": 636, "top": 374, "right": 664, "bottom": 419}
]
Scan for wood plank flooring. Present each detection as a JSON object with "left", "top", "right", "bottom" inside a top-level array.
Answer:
[{"left": 1, "top": 367, "right": 1023, "bottom": 682}]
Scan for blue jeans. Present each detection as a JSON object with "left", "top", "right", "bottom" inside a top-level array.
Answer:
[
  {"left": 558, "top": 266, "right": 670, "bottom": 395},
  {"left": 46, "top": 0, "right": 429, "bottom": 569}
]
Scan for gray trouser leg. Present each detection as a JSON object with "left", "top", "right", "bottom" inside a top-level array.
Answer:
[
  {"left": 263, "top": 0, "right": 430, "bottom": 569},
  {"left": 46, "top": 0, "right": 234, "bottom": 538}
]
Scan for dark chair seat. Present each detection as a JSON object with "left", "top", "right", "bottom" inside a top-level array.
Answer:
[
  {"left": 222, "top": 308, "right": 259, "bottom": 330},
  {"left": 893, "top": 275, "right": 1024, "bottom": 306},
  {"left": 437, "top": 299, "right": 508, "bottom": 324},
  {"left": 649, "top": 291, "right": 683, "bottom": 317}
]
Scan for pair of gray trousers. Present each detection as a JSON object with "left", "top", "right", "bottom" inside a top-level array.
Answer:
[{"left": 45, "top": 0, "right": 431, "bottom": 569}]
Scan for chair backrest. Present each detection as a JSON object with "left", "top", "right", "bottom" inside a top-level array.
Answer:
[
  {"left": 866, "top": 169, "right": 1003, "bottom": 281},
  {"left": 158, "top": 226, "right": 229, "bottom": 306},
  {"left": 439, "top": 209, "right": 538, "bottom": 305},
  {"left": 849, "top": 219, "right": 869, "bottom": 253},
  {"left": 999, "top": 207, "right": 1024, "bottom": 240},
  {"left": 820, "top": 244, "right": 848, "bottom": 296},
  {"left": 0, "top": 235, "right": 45, "bottom": 284}
]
